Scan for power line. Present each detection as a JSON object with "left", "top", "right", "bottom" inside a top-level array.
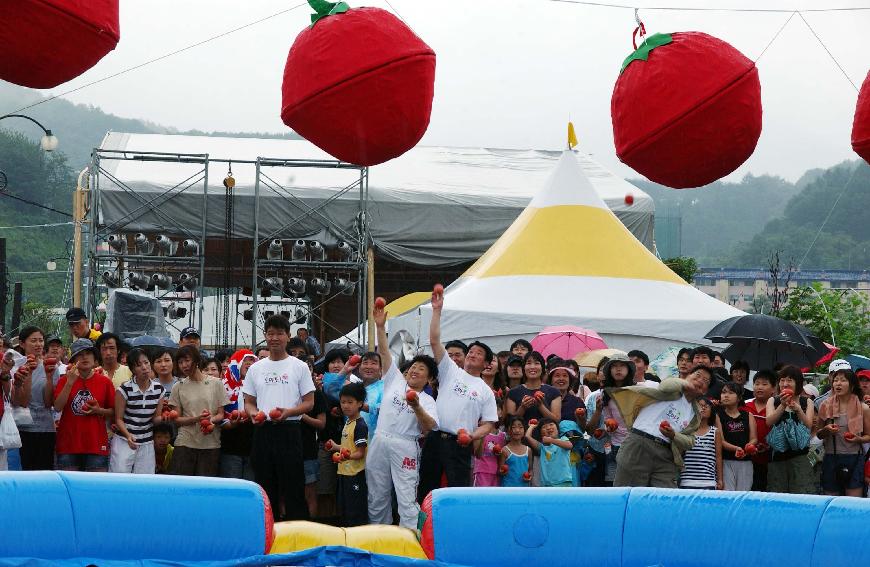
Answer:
[
  {"left": 5, "top": 2, "right": 309, "bottom": 116},
  {"left": 797, "top": 11, "right": 859, "bottom": 91},
  {"left": 0, "top": 191, "right": 71, "bottom": 217},
  {"left": 0, "top": 222, "right": 74, "bottom": 230},
  {"left": 542, "top": 0, "right": 870, "bottom": 12}
]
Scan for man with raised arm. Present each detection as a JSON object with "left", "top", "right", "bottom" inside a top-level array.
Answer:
[{"left": 418, "top": 284, "right": 498, "bottom": 501}]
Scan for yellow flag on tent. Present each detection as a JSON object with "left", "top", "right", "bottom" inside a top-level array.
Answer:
[{"left": 567, "top": 122, "right": 578, "bottom": 149}]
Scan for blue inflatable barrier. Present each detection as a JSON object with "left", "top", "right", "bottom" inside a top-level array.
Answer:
[
  {"left": 428, "top": 487, "right": 870, "bottom": 567},
  {"left": 0, "top": 472, "right": 271, "bottom": 563}
]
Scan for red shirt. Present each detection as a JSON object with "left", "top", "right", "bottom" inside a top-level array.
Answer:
[
  {"left": 54, "top": 371, "right": 115, "bottom": 455},
  {"left": 741, "top": 398, "right": 770, "bottom": 465}
]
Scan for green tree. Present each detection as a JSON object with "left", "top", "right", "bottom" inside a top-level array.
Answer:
[
  {"left": 663, "top": 256, "right": 698, "bottom": 284},
  {"left": 779, "top": 283, "right": 870, "bottom": 358},
  {"left": 18, "top": 301, "right": 67, "bottom": 340}
]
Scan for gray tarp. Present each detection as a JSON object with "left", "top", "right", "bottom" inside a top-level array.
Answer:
[{"left": 96, "top": 133, "right": 655, "bottom": 267}]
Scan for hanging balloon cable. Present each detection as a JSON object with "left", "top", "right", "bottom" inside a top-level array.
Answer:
[{"left": 632, "top": 8, "right": 646, "bottom": 50}]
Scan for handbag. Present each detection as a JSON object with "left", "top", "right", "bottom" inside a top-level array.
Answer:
[{"left": 0, "top": 395, "right": 23, "bottom": 450}]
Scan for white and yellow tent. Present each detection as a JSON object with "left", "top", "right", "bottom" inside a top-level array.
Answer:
[{"left": 383, "top": 150, "right": 743, "bottom": 356}]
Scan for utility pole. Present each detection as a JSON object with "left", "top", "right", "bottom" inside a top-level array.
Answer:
[{"left": 10, "top": 282, "right": 22, "bottom": 337}]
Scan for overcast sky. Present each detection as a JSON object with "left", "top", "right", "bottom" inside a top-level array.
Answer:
[{"left": 29, "top": 0, "right": 870, "bottom": 183}]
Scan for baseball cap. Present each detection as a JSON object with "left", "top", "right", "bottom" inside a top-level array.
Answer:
[
  {"left": 180, "top": 326, "right": 200, "bottom": 339},
  {"left": 506, "top": 354, "right": 524, "bottom": 366},
  {"left": 857, "top": 369, "right": 870, "bottom": 381},
  {"left": 69, "top": 338, "right": 96, "bottom": 361},
  {"left": 65, "top": 307, "right": 87, "bottom": 324},
  {"left": 803, "top": 384, "right": 820, "bottom": 398},
  {"left": 828, "top": 359, "right": 851, "bottom": 373},
  {"left": 45, "top": 334, "right": 63, "bottom": 346}
]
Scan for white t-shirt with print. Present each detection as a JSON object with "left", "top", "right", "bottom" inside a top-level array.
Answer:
[
  {"left": 376, "top": 363, "right": 439, "bottom": 437},
  {"left": 241, "top": 355, "right": 315, "bottom": 421},
  {"left": 633, "top": 395, "right": 694, "bottom": 440},
  {"left": 435, "top": 355, "right": 498, "bottom": 434}
]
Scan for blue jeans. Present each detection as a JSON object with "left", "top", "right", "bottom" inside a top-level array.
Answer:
[
  {"left": 219, "top": 453, "right": 255, "bottom": 481},
  {"left": 56, "top": 453, "right": 109, "bottom": 471}
]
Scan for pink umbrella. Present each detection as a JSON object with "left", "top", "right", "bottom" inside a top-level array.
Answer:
[{"left": 530, "top": 325, "right": 608, "bottom": 360}]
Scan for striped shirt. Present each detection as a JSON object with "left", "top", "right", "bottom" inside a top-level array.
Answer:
[
  {"left": 680, "top": 426, "right": 718, "bottom": 488},
  {"left": 118, "top": 379, "right": 165, "bottom": 443}
]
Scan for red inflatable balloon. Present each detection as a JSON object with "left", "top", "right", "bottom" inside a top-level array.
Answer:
[
  {"left": 420, "top": 491, "right": 435, "bottom": 559},
  {"left": 852, "top": 70, "right": 870, "bottom": 164},
  {"left": 612, "top": 32, "right": 762, "bottom": 189},
  {"left": 0, "top": 0, "right": 120, "bottom": 88},
  {"left": 281, "top": 4, "right": 436, "bottom": 166}
]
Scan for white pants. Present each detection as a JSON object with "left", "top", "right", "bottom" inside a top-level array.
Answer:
[
  {"left": 723, "top": 459, "right": 753, "bottom": 491},
  {"left": 366, "top": 431, "right": 421, "bottom": 529},
  {"left": 109, "top": 436, "right": 155, "bottom": 474}
]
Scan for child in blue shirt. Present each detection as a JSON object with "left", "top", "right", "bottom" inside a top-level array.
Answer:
[
  {"left": 526, "top": 418, "right": 573, "bottom": 487},
  {"left": 499, "top": 417, "right": 531, "bottom": 487}
]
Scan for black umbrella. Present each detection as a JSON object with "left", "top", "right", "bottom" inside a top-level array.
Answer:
[{"left": 705, "top": 314, "right": 829, "bottom": 370}]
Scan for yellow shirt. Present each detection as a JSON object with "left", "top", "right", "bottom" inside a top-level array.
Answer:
[
  {"left": 338, "top": 416, "right": 368, "bottom": 476},
  {"left": 108, "top": 365, "right": 133, "bottom": 389}
]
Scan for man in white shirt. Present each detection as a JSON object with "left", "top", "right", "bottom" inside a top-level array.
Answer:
[
  {"left": 366, "top": 298, "right": 438, "bottom": 529},
  {"left": 418, "top": 285, "right": 498, "bottom": 501},
  {"left": 243, "top": 315, "right": 315, "bottom": 521},
  {"left": 610, "top": 366, "right": 712, "bottom": 488}
]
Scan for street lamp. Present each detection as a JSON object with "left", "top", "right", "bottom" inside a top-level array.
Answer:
[{"left": 0, "top": 114, "right": 58, "bottom": 151}]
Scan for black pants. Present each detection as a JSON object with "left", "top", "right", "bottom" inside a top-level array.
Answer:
[
  {"left": 751, "top": 461, "right": 768, "bottom": 492},
  {"left": 418, "top": 431, "right": 472, "bottom": 503},
  {"left": 584, "top": 450, "right": 608, "bottom": 487},
  {"left": 337, "top": 470, "right": 369, "bottom": 527},
  {"left": 251, "top": 422, "right": 309, "bottom": 522},
  {"left": 19, "top": 431, "right": 56, "bottom": 470}
]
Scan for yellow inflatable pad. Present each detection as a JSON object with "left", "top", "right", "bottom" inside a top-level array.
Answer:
[{"left": 269, "top": 521, "right": 427, "bottom": 559}]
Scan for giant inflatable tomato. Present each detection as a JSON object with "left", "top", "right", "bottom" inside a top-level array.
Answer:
[
  {"left": 852, "top": 70, "right": 870, "bottom": 164},
  {"left": 281, "top": 1, "right": 436, "bottom": 166},
  {"left": 611, "top": 32, "right": 762, "bottom": 189}
]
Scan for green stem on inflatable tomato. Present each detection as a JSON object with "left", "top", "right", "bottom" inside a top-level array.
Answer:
[
  {"left": 620, "top": 33, "right": 673, "bottom": 74},
  {"left": 308, "top": 0, "right": 350, "bottom": 25}
]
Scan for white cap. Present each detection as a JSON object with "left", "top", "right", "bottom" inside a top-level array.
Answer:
[
  {"left": 828, "top": 359, "right": 851, "bottom": 373},
  {"left": 803, "top": 384, "right": 820, "bottom": 398}
]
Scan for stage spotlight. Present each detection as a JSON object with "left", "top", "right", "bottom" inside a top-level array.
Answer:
[
  {"left": 280, "top": 310, "right": 291, "bottom": 320},
  {"left": 336, "top": 241, "right": 352, "bottom": 261},
  {"left": 181, "top": 239, "right": 199, "bottom": 255},
  {"left": 243, "top": 309, "right": 253, "bottom": 321},
  {"left": 134, "top": 233, "right": 153, "bottom": 255},
  {"left": 129, "top": 271, "right": 150, "bottom": 289},
  {"left": 334, "top": 277, "right": 355, "bottom": 296},
  {"left": 267, "top": 239, "right": 284, "bottom": 260},
  {"left": 291, "top": 240, "right": 307, "bottom": 261},
  {"left": 311, "top": 276, "right": 331, "bottom": 296},
  {"left": 101, "top": 270, "right": 120, "bottom": 288},
  {"left": 107, "top": 234, "right": 126, "bottom": 254},
  {"left": 309, "top": 240, "right": 325, "bottom": 261},
  {"left": 155, "top": 234, "right": 175, "bottom": 254},
  {"left": 264, "top": 310, "right": 275, "bottom": 319},
  {"left": 294, "top": 308, "right": 306, "bottom": 325},
  {"left": 264, "top": 277, "right": 283, "bottom": 293},
  {"left": 176, "top": 273, "right": 198, "bottom": 291},
  {"left": 151, "top": 273, "right": 172, "bottom": 290},
  {"left": 286, "top": 277, "right": 306, "bottom": 295}
]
